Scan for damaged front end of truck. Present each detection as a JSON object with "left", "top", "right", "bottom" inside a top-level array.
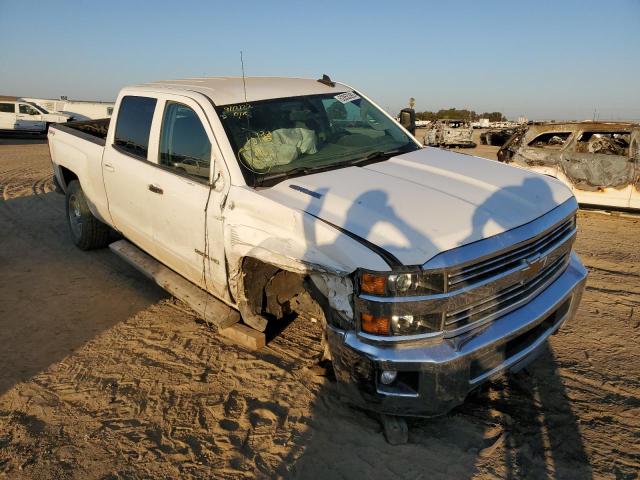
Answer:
[{"left": 222, "top": 187, "right": 587, "bottom": 434}]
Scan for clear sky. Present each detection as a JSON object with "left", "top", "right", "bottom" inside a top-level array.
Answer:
[{"left": 1, "top": 0, "right": 638, "bottom": 120}]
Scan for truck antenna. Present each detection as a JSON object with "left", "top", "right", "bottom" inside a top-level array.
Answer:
[{"left": 241, "top": 51, "right": 248, "bottom": 103}]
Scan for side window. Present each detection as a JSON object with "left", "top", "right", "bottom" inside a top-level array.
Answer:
[
  {"left": 528, "top": 132, "right": 571, "bottom": 149},
  {"left": 0, "top": 103, "right": 15, "bottom": 113},
  {"left": 574, "top": 131, "right": 630, "bottom": 156},
  {"left": 19, "top": 104, "right": 39, "bottom": 115},
  {"left": 159, "top": 102, "right": 211, "bottom": 181},
  {"left": 114, "top": 96, "right": 157, "bottom": 159}
]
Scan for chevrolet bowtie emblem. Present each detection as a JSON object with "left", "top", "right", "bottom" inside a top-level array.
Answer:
[{"left": 524, "top": 254, "right": 548, "bottom": 276}]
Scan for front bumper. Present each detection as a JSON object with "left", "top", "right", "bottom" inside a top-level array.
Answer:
[{"left": 326, "top": 252, "right": 587, "bottom": 417}]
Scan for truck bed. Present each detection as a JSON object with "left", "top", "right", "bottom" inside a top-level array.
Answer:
[{"left": 52, "top": 118, "right": 110, "bottom": 146}]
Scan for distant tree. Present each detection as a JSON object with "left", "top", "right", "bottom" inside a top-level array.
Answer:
[
  {"left": 480, "top": 111, "right": 507, "bottom": 122},
  {"left": 416, "top": 110, "right": 437, "bottom": 121},
  {"left": 415, "top": 108, "right": 507, "bottom": 122}
]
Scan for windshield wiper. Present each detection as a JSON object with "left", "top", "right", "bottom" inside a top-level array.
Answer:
[
  {"left": 255, "top": 144, "right": 419, "bottom": 187},
  {"left": 344, "top": 144, "right": 419, "bottom": 167},
  {"left": 256, "top": 165, "right": 318, "bottom": 186}
]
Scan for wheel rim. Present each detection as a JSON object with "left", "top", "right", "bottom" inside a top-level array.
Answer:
[{"left": 68, "top": 194, "right": 83, "bottom": 239}]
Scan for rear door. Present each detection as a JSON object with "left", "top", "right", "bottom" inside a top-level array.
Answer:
[
  {"left": 0, "top": 102, "right": 17, "bottom": 130},
  {"left": 16, "top": 103, "right": 45, "bottom": 131},
  {"left": 561, "top": 130, "right": 633, "bottom": 208},
  {"left": 148, "top": 94, "right": 228, "bottom": 296},
  {"left": 102, "top": 95, "right": 159, "bottom": 256}
]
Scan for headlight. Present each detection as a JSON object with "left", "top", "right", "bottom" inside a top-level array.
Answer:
[
  {"left": 357, "top": 268, "right": 445, "bottom": 337},
  {"left": 360, "top": 311, "right": 443, "bottom": 336},
  {"left": 359, "top": 269, "right": 444, "bottom": 297}
]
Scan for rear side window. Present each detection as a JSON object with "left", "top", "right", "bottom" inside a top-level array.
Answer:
[
  {"left": 0, "top": 103, "right": 15, "bottom": 113},
  {"left": 159, "top": 102, "right": 211, "bottom": 181},
  {"left": 528, "top": 132, "right": 571, "bottom": 149},
  {"left": 114, "top": 96, "right": 157, "bottom": 158}
]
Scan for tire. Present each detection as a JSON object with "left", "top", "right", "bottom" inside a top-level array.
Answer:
[{"left": 65, "top": 180, "right": 111, "bottom": 250}]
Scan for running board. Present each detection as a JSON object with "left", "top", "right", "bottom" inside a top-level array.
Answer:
[{"left": 109, "top": 239, "right": 242, "bottom": 329}]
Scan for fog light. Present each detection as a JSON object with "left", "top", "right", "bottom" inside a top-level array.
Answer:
[{"left": 380, "top": 370, "right": 397, "bottom": 385}]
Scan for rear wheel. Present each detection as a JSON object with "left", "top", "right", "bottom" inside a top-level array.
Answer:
[{"left": 65, "top": 180, "right": 111, "bottom": 250}]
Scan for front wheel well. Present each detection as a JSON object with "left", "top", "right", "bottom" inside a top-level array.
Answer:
[
  {"left": 237, "top": 257, "right": 331, "bottom": 362},
  {"left": 59, "top": 166, "right": 78, "bottom": 191},
  {"left": 238, "top": 257, "right": 326, "bottom": 329}
]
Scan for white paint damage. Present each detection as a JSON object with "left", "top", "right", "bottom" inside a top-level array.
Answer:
[{"left": 309, "top": 273, "right": 354, "bottom": 319}]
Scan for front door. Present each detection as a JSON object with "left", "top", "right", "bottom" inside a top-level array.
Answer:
[
  {"left": 16, "top": 103, "right": 45, "bottom": 131},
  {"left": 0, "top": 102, "right": 16, "bottom": 130},
  {"left": 514, "top": 130, "right": 573, "bottom": 177},
  {"left": 102, "top": 95, "right": 159, "bottom": 257},
  {"left": 150, "top": 96, "right": 228, "bottom": 297}
]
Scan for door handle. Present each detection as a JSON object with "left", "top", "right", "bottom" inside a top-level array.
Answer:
[
  {"left": 148, "top": 184, "right": 163, "bottom": 194},
  {"left": 103, "top": 162, "right": 115, "bottom": 172}
]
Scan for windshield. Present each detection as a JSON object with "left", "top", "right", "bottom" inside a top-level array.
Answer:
[
  {"left": 28, "top": 102, "right": 49, "bottom": 114},
  {"left": 217, "top": 92, "right": 419, "bottom": 186}
]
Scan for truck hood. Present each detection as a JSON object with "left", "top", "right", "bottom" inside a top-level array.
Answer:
[{"left": 257, "top": 147, "right": 573, "bottom": 266}]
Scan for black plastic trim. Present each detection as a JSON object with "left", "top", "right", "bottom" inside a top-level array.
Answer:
[
  {"left": 305, "top": 211, "right": 402, "bottom": 268},
  {"left": 51, "top": 123, "right": 106, "bottom": 147}
]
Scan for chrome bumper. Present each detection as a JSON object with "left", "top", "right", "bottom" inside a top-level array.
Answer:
[{"left": 327, "top": 252, "right": 588, "bottom": 417}]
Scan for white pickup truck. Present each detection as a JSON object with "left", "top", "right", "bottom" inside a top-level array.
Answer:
[
  {"left": 48, "top": 76, "right": 587, "bottom": 441},
  {"left": 0, "top": 96, "right": 71, "bottom": 133}
]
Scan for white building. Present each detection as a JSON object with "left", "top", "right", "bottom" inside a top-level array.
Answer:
[{"left": 23, "top": 97, "right": 114, "bottom": 120}]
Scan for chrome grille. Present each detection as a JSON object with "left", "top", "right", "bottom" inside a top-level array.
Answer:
[
  {"left": 445, "top": 251, "right": 570, "bottom": 330},
  {"left": 447, "top": 216, "right": 575, "bottom": 291}
]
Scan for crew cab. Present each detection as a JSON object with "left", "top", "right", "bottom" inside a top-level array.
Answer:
[
  {"left": 0, "top": 96, "right": 71, "bottom": 133},
  {"left": 48, "top": 77, "right": 587, "bottom": 440}
]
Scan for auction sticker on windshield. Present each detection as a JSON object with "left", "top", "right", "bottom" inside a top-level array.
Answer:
[{"left": 334, "top": 92, "right": 361, "bottom": 104}]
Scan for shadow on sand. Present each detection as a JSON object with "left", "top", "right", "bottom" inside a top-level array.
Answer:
[{"left": 0, "top": 192, "right": 165, "bottom": 396}]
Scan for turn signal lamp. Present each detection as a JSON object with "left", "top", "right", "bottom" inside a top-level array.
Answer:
[
  {"left": 360, "top": 272, "right": 387, "bottom": 295},
  {"left": 361, "top": 312, "right": 390, "bottom": 335}
]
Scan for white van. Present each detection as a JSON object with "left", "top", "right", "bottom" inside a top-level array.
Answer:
[{"left": 0, "top": 96, "right": 71, "bottom": 133}]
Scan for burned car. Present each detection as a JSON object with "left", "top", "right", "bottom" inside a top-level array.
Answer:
[
  {"left": 498, "top": 122, "right": 640, "bottom": 210},
  {"left": 480, "top": 128, "right": 516, "bottom": 146},
  {"left": 424, "top": 119, "right": 476, "bottom": 148}
]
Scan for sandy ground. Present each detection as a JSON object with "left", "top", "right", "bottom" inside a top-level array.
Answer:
[{"left": 0, "top": 133, "right": 638, "bottom": 479}]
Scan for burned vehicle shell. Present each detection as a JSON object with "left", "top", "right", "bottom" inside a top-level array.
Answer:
[
  {"left": 498, "top": 122, "right": 640, "bottom": 209},
  {"left": 424, "top": 119, "right": 477, "bottom": 148},
  {"left": 480, "top": 128, "right": 516, "bottom": 146}
]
